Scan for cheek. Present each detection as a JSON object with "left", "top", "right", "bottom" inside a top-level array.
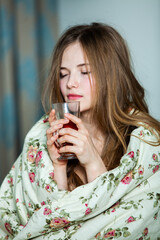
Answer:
[
  {"left": 84, "top": 76, "right": 94, "bottom": 96},
  {"left": 59, "top": 81, "right": 65, "bottom": 96},
  {"left": 85, "top": 83, "right": 92, "bottom": 95}
]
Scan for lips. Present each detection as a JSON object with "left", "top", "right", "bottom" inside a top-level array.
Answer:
[{"left": 67, "top": 94, "right": 83, "bottom": 100}]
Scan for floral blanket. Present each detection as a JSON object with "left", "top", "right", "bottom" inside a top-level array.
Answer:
[{"left": 0, "top": 115, "right": 160, "bottom": 240}]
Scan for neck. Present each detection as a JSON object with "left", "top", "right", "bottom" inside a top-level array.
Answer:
[
  {"left": 80, "top": 111, "right": 93, "bottom": 131},
  {"left": 80, "top": 111, "right": 105, "bottom": 141}
]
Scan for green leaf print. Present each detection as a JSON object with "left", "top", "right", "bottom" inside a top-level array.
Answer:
[
  {"left": 107, "top": 182, "right": 112, "bottom": 191},
  {"left": 108, "top": 173, "right": 114, "bottom": 181},
  {"left": 123, "top": 231, "right": 131, "bottom": 237}
]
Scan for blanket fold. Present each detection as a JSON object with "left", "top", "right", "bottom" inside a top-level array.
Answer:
[{"left": 0, "top": 115, "right": 160, "bottom": 240}]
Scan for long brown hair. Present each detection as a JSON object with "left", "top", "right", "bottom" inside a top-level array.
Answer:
[{"left": 42, "top": 22, "right": 160, "bottom": 189}]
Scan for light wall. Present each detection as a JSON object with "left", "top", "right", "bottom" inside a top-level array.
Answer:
[{"left": 58, "top": 0, "right": 160, "bottom": 120}]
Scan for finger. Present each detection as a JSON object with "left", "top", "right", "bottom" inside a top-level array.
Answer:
[
  {"left": 48, "top": 110, "right": 69, "bottom": 126},
  {"left": 48, "top": 109, "right": 56, "bottom": 125},
  {"left": 47, "top": 123, "right": 63, "bottom": 134},
  {"left": 46, "top": 124, "right": 63, "bottom": 140},
  {"left": 50, "top": 118, "right": 69, "bottom": 127},
  {"left": 59, "top": 142, "right": 85, "bottom": 158},
  {"left": 47, "top": 134, "right": 59, "bottom": 147},
  {"left": 64, "top": 113, "right": 86, "bottom": 132},
  {"left": 59, "top": 144, "right": 77, "bottom": 154},
  {"left": 58, "top": 127, "right": 79, "bottom": 137},
  {"left": 58, "top": 134, "right": 78, "bottom": 146}
]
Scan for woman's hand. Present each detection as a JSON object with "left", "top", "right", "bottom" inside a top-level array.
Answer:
[
  {"left": 46, "top": 109, "right": 70, "bottom": 166},
  {"left": 46, "top": 109, "right": 69, "bottom": 190},
  {"left": 58, "top": 113, "right": 107, "bottom": 182}
]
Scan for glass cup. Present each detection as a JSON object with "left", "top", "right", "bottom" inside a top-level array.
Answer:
[{"left": 52, "top": 101, "right": 80, "bottom": 160}]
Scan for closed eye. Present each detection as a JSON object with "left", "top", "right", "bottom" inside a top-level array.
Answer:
[
  {"left": 81, "top": 71, "right": 91, "bottom": 75},
  {"left": 60, "top": 73, "right": 68, "bottom": 79}
]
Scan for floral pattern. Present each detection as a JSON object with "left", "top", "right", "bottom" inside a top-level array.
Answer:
[
  {"left": 0, "top": 115, "right": 160, "bottom": 239},
  {"left": 121, "top": 171, "right": 133, "bottom": 184}
]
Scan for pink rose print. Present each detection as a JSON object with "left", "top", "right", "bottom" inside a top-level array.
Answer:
[
  {"left": 16, "top": 198, "right": 19, "bottom": 203},
  {"left": 153, "top": 165, "right": 159, "bottom": 174},
  {"left": 8, "top": 177, "right": 13, "bottom": 185},
  {"left": 152, "top": 153, "right": 158, "bottom": 161},
  {"left": 28, "top": 203, "right": 32, "bottom": 207},
  {"left": 29, "top": 172, "right": 35, "bottom": 183},
  {"left": 127, "top": 216, "right": 135, "bottom": 223},
  {"left": 121, "top": 171, "right": 132, "bottom": 184},
  {"left": 41, "top": 201, "right": 46, "bottom": 206},
  {"left": 85, "top": 208, "right": 92, "bottom": 215},
  {"left": 139, "top": 130, "right": 144, "bottom": 137},
  {"left": 27, "top": 145, "right": 38, "bottom": 163},
  {"left": 143, "top": 228, "right": 148, "bottom": 236},
  {"left": 43, "top": 117, "right": 49, "bottom": 123},
  {"left": 35, "top": 151, "right": 43, "bottom": 166},
  {"left": 5, "top": 222, "right": 13, "bottom": 235},
  {"left": 45, "top": 184, "right": 52, "bottom": 192},
  {"left": 22, "top": 223, "right": 27, "bottom": 228},
  {"left": 49, "top": 172, "right": 54, "bottom": 179},
  {"left": 128, "top": 151, "right": 134, "bottom": 158},
  {"left": 154, "top": 212, "right": 158, "bottom": 220},
  {"left": 49, "top": 217, "right": 70, "bottom": 228},
  {"left": 104, "top": 230, "right": 115, "bottom": 238},
  {"left": 138, "top": 166, "right": 144, "bottom": 175},
  {"left": 43, "top": 207, "right": 52, "bottom": 215},
  {"left": 64, "top": 225, "right": 71, "bottom": 230}
]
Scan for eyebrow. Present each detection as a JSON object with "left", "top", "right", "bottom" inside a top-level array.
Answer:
[{"left": 60, "top": 63, "right": 90, "bottom": 70}]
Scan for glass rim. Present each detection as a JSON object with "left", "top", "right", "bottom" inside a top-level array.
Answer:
[{"left": 52, "top": 101, "right": 80, "bottom": 106}]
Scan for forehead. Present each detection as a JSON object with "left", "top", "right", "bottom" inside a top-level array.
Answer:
[{"left": 61, "top": 42, "right": 88, "bottom": 66}]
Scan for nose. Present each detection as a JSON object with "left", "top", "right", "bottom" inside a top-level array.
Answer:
[{"left": 67, "top": 72, "right": 80, "bottom": 89}]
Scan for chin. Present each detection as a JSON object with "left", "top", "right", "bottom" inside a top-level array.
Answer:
[{"left": 80, "top": 107, "right": 91, "bottom": 116}]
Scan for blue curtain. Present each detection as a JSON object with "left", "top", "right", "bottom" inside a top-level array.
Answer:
[{"left": 0, "top": 0, "right": 58, "bottom": 184}]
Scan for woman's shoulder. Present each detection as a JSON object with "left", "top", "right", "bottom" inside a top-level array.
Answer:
[
  {"left": 128, "top": 108, "right": 160, "bottom": 143},
  {"left": 130, "top": 124, "right": 160, "bottom": 144},
  {"left": 24, "top": 114, "right": 49, "bottom": 143}
]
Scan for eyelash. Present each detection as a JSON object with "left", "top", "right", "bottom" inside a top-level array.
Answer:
[
  {"left": 60, "top": 71, "right": 91, "bottom": 79},
  {"left": 81, "top": 71, "right": 91, "bottom": 75},
  {"left": 60, "top": 73, "right": 68, "bottom": 79}
]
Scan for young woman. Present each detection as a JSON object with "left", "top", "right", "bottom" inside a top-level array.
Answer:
[
  {"left": 45, "top": 23, "right": 160, "bottom": 190},
  {"left": 0, "top": 23, "right": 160, "bottom": 239}
]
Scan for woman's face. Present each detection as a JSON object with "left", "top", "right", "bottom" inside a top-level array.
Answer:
[{"left": 59, "top": 42, "right": 94, "bottom": 113}]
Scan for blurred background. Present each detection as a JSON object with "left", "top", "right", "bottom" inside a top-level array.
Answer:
[{"left": 0, "top": 0, "right": 160, "bottom": 184}]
